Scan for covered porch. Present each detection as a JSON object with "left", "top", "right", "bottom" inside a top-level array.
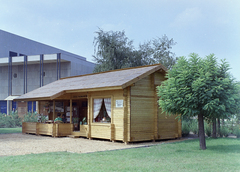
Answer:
[
  {"left": 20, "top": 90, "right": 116, "bottom": 140},
  {"left": 21, "top": 92, "right": 89, "bottom": 138}
]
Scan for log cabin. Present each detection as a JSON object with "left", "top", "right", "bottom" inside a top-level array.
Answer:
[{"left": 15, "top": 64, "right": 181, "bottom": 143}]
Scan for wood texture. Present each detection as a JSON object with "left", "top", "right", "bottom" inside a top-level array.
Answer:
[
  {"left": 130, "top": 75, "right": 155, "bottom": 141},
  {"left": 22, "top": 122, "right": 72, "bottom": 137},
  {"left": 79, "top": 125, "right": 88, "bottom": 137},
  {"left": 22, "top": 122, "right": 37, "bottom": 134}
]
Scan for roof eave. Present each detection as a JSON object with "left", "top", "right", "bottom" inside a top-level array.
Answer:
[{"left": 121, "top": 64, "right": 167, "bottom": 89}]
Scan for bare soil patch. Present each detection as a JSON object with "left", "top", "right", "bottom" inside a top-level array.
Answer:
[{"left": 0, "top": 133, "right": 187, "bottom": 156}]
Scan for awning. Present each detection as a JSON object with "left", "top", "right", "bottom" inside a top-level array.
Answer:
[{"left": 4, "top": 96, "right": 20, "bottom": 101}]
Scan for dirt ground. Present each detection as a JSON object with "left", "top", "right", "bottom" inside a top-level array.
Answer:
[{"left": 0, "top": 133, "right": 190, "bottom": 156}]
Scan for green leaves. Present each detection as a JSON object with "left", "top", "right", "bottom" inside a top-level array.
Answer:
[
  {"left": 157, "top": 53, "right": 240, "bottom": 120},
  {"left": 93, "top": 29, "right": 177, "bottom": 72}
]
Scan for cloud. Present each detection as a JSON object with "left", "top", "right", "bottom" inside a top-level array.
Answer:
[{"left": 171, "top": 7, "right": 203, "bottom": 28}]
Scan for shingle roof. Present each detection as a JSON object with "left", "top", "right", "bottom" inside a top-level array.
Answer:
[{"left": 15, "top": 64, "right": 166, "bottom": 101}]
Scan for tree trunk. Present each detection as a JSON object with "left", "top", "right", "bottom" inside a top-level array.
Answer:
[
  {"left": 217, "top": 118, "right": 220, "bottom": 137},
  {"left": 198, "top": 114, "right": 206, "bottom": 150},
  {"left": 212, "top": 118, "right": 217, "bottom": 138}
]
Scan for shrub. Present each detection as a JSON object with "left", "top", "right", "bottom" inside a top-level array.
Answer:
[
  {"left": 205, "top": 123, "right": 212, "bottom": 137},
  {"left": 182, "top": 120, "right": 190, "bottom": 136},
  {"left": 190, "top": 119, "right": 198, "bottom": 134},
  {"left": 23, "top": 111, "right": 38, "bottom": 122},
  {"left": 0, "top": 111, "right": 22, "bottom": 128},
  {"left": 219, "top": 126, "right": 230, "bottom": 137},
  {"left": 0, "top": 113, "right": 7, "bottom": 128},
  {"left": 233, "top": 125, "right": 240, "bottom": 138}
]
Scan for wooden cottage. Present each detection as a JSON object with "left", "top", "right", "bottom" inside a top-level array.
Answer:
[{"left": 15, "top": 64, "right": 181, "bottom": 143}]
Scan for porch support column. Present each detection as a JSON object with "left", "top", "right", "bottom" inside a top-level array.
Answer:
[
  {"left": 31, "top": 101, "right": 33, "bottom": 114},
  {"left": 70, "top": 99, "right": 72, "bottom": 124},
  {"left": 7, "top": 100, "right": 10, "bottom": 115},
  {"left": 36, "top": 101, "right": 39, "bottom": 114},
  {"left": 53, "top": 101, "right": 55, "bottom": 120},
  {"left": 87, "top": 94, "right": 91, "bottom": 139}
]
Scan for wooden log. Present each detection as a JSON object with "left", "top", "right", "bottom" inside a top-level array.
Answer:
[{"left": 111, "top": 123, "right": 115, "bottom": 141}]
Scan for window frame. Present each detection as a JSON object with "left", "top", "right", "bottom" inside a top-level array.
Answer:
[{"left": 92, "top": 95, "right": 113, "bottom": 124}]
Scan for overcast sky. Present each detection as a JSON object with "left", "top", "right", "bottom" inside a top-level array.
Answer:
[{"left": 1, "top": 0, "right": 239, "bottom": 81}]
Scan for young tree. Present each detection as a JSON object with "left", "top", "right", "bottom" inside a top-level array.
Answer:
[
  {"left": 93, "top": 29, "right": 177, "bottom": 72},
  {"left": 157, "top": 53, "right": 240, "bottom": 150},
  {"left": 93, "top": 29, "right": 134, "bottom": 72}
]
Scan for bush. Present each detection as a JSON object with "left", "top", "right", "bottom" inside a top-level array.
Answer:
[
  {"left": 190, "top": 119, "right": 198, "bottom": 134},
  {"left": 205, "top": 123, "right": 212, "bottom": 137},
  {"left": 0, "top": 111, "right": 22, "bottom": 128},
  {"left": 219, "top": 126, "right": 230, "bottom": 137},
  {"left": 233, "top": 125, "right": 240, "bottom": 138},
  {"left": 182, "top": 120, "right": 190, "bottom": 136},
  {"left": 23, "top": 111, "right": 38, "bottom": 122}
]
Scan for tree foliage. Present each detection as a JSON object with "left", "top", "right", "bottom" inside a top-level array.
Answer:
[
  {"left": 157, "top": 53, "right": 240, "bottom": 150},
  {"left": 93, "top": 29, "right": 177, "bottom": 72}
]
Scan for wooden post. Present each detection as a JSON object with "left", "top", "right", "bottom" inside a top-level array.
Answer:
[
  {"left": 36, "top": 123, "right": 39, "bottom": 135},
  {"left": 123, "top": 87, "right": 130, "bottom": 143},
  {"left": 31, "top": 101, "right": 33, "bottom": 114},
  {"left": 56, "top": 123, "right": 59, "bottom": 137},
  {"left": 87, "top": 94, "right": 91, "bottom": 139},
  {"left": 36, "top": 101, "right": 39, "bottom": 114},
  {"left": 111, "top": 124, "right": 115, "bottom": 141},
  {"left": 70, "top": 99, "right": 72, "bottom": 124},
  {"left": 53, "top": 101, "right": 55, "bottom": 120}
]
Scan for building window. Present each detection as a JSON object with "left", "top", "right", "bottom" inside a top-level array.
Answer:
[
  {"left": 93, "top": 98, "right": 111, "bottom": 123},
  {"left": 28, "top": 101, "right": 36, "bottom": 112},
  {"left": 0, "top": 101, "right": 7, "bottom": 114},
  {"left": 12, "top": 101, "right": 17, "bottom": 111}
]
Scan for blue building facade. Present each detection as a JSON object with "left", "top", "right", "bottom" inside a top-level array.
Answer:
[{"left": 0, "top": 29, "right": 95, "bottom": 115}]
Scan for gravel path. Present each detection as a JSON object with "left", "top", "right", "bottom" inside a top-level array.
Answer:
[{"left": 0, "top": 133, "right": 186, "bottom": 156}]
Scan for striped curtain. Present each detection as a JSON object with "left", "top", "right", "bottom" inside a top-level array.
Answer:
[
  {"left": 104, "top": 98, "right": 111, "bottom": 118},
  {"left": 93, "top": 99, "right": 103, "bottom": 119}
]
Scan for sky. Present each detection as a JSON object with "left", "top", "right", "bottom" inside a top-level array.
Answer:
[{"left": 1, "top": 0, "right": 239, "bottom": 81}]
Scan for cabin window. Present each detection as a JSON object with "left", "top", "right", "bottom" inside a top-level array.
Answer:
[{"left": 93, "top": 98, "right": 111, "bottom": 123}]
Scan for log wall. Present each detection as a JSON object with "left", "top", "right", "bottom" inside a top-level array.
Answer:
[
  {"left": 157, "top": 110, "right": 180, "bottom": 139},
  {"left": 130, "top": 75, "right": 155, "bottom": 141},
  {"left": 88, "top": 90, "right": 124, "bottom": 141}
]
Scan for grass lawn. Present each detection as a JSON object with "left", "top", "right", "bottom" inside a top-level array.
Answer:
[
  {"left": 0, "top": 138, "right": 239, "bottom": 172},
  {"left": 0, "top": 127, "right": 22, "bottom": 134}
]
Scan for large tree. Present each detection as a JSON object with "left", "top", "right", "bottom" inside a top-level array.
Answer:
[
  {"left": 157, "top": 53, "right": 240, "bottom": 150},
  {"left": 93, "top": 29, "right": 177, "bottom": 72}
]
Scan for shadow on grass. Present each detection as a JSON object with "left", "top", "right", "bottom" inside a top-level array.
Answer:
[{"left": 207, "top": 144, "right": 240, "bottom": 153}]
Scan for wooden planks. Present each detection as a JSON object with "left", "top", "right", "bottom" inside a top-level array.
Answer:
[
  {"left": 78, "top": 125, "right": 88, "bottom": 137},
  {"left": 91, "top": 124, "right": 111, "bottom": 139},
  {"left": 22, "top": 122, "right": 73, "bottom": 137},
  {"left": 130, "top": 75, "right": 155, "bottom": 142},
  {"left": 22, "top": 122, "right": 37, "bottom": 134},
  {"left": 158, "top": 110, "right": 180, "bottom": 139}
]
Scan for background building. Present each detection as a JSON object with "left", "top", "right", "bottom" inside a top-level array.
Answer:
[{"left": 0, "top": 29, "right": 95, "bottom": 115}]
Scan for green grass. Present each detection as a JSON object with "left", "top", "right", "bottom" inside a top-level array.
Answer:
[
  {"left": 0, "top": 138, "right": 240, "bottom": 172},
  {"left": 0, "top": 127, "right": 22, "bottom": 134}
]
